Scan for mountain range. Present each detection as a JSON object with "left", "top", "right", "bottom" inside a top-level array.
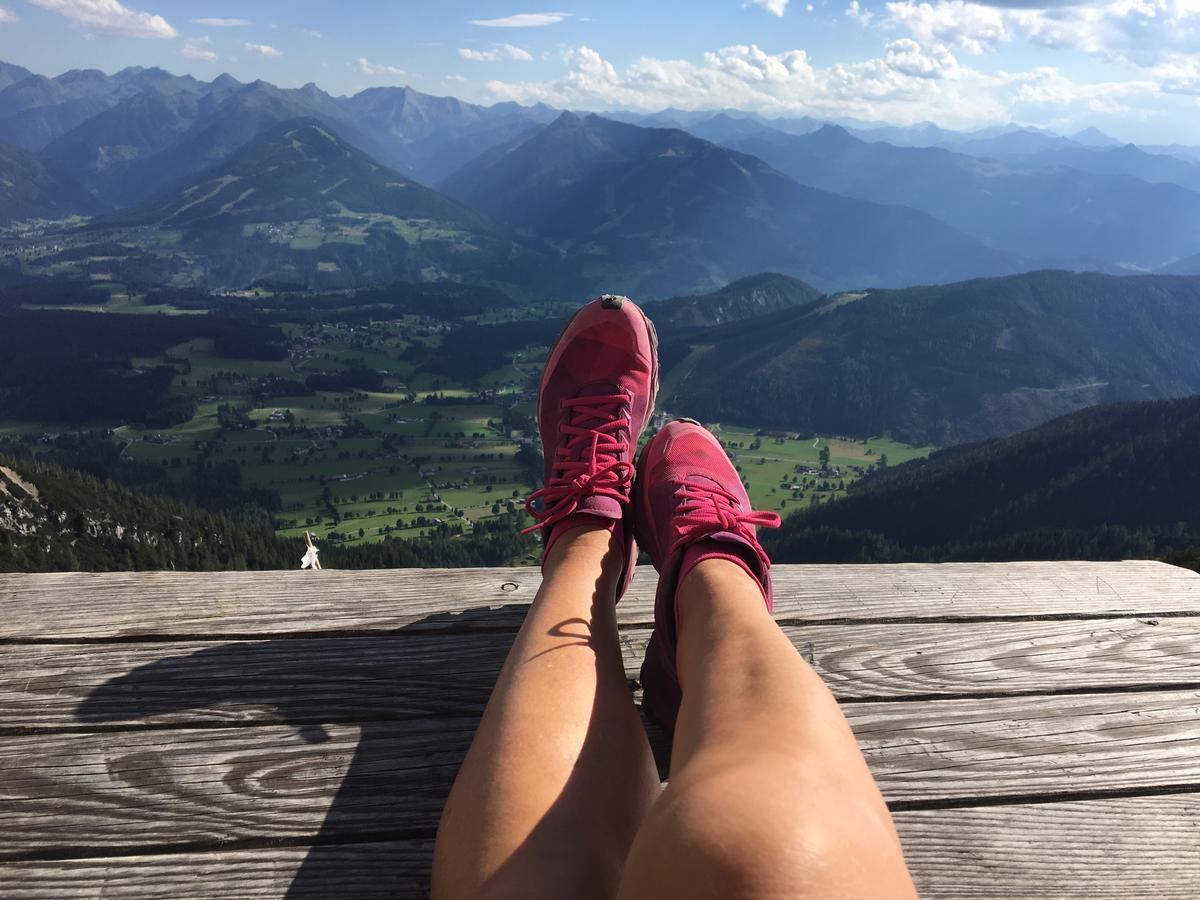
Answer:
[
  {"left": 3, "top": 60, "right": 1200, "bottom": 295},
  {"left": 0, "top": 140, "right": 98, "bottom": 223},
  {"left": 717, "top": 124, "right": 1200, "bottom": 271},
  {"left": 660, "top": 270, "right": 1200, "bottom": 444},
  {"left": 440, "top": 111, "right": 1018, "bottom": 294},
  {"left": 87, "top": 119, "right": 544, "bottom": 291}
]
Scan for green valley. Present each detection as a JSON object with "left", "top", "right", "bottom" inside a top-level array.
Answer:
[{"left": 0, "top": 277, "right": 930, "bottom": 562}]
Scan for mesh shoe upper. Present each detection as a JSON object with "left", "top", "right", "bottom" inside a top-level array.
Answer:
[
  {"left": 634, "top": 420, "right": 781, "bottom": 732},
  {"left": 522, "top": 296, "right": 658, "bottom": 593}
]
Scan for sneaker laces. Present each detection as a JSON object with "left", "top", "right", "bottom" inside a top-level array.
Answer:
[
  {"left": 522, "top": 392, "right": 633, "bottom": 534},
  {"left": 674, "top": 483, "right": 781, "bottom": 569}
]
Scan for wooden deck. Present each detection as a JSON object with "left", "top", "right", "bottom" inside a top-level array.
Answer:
[{"left": 2, "top": 561, "right": 1200, "bottom": 897}]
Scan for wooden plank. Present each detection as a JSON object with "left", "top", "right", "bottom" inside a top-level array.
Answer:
[
  {"left": 2, "top": 561, "right": 1196, "bottom": 640},
  {"left": 3, "top": 796, "right": 1200, "bottom": 899},
  {"left": 4, "top": 691, "right": 1200, "bottom": 854},
  {"left": 5, "top": 616, "right": 1200, "bottom": 730},
  {"left": 4, "top": 635, "right": 513, "bottom": 730},
  {"left": 0, "top": 840, "right": 433, "bottom": 899},
  {"left": 897, "top": 794, "right": 1200, "bottom": 899},
  {"left": 0, "top": 720, "right": 474, "bottom": 855},
  {"left": 848, "top": 689, "right": 1200, "bottom": 802}
]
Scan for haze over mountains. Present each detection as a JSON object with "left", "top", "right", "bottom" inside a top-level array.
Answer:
[
  {"left": 441, "top": 112, "right": 1017, "bottom": 295},
  {"left": 718, "top": 125, "right": 1200, "bottom": 271},
  {"left": 3, "top": 60, "right": 1200, "bottom": 295}
]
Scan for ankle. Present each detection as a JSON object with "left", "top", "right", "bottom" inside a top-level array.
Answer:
[
  {"left": 543, "top": 519, "right": 626, "bottom": 575},
  {"left": 681, "top": 555, "right": 762, "bottom": 598},
  {"left": 677, "top": 556, "right": 770, "bottom": 633}
]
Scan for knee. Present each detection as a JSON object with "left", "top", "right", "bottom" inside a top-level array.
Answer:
[{"left": 643, "top": 759, "right": 910, "bottom": 896}]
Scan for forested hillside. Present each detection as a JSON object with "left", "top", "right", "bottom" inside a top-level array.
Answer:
[
  {"left": 663, "top": 270, "right": 1200, "bottom": 444},
  {"left": 766, "top": 395, "right": 1200, "bottom": 566},
  {"left": 0, "top": 454, "right": 534, "bottom": 572}
]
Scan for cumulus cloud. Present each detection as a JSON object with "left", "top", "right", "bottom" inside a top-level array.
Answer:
[
  {"left": 181, "top": 36, "right": 216, "bottom": 61},
  {"left": 191, "top": 17, "right": 249, "bottom": 26},
  {"left": 883, "top": 38, "right": 962, "bottom": 78},
  {"left": 244, "top": 42, "right": 282, "bottom": 58},
  {"left": 846, "top": 0, "right": 876, "bottom": 25},
  {"left": 882, "top": 0, "right": 1200, "bottom": 65},
  {"left": 29, "top": 0, "right": 177, "bottom": 39},
  {"left": 482, "top": 39, "right": 1200, "bottom": 136},
  {"left": 1151, "top": 53, "right": 1200, "bottom": 95},
  {"left": 356, "top": 57, "right": 406, "bottom": 77},
  {"left": 469, "top": 12, "right": 571, "bottom": 27},
  {"left": 747, "top": 0, "right": 790, "bottom": 15},
  {"left": 0, "top": 6, "right": 18, "bottom": 23},
  {"left": 458, "top": 43, "right": 534, "bottom": 62}
]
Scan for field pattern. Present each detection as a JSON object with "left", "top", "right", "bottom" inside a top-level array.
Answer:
[{"left": 2, "top": 284, "right": 929, "bottom": 558}]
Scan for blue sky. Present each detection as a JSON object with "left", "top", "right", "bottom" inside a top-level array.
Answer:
[{"left": 1, "top": 1, "right": 1198, "bottom": 142}]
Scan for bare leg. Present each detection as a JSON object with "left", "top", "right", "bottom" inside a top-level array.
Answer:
[
  {"left": 618, "top": 558, "right": 917, "bottom": 899},
  {"left": 432, "top": 523, "right": 661, "bottom": 899}
]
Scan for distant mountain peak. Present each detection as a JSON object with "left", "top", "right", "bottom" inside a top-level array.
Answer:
[
  {"left": 103, "top": 116, "right": 486, "bottom": 233},
  {"left": 811, "top": 123, "right": 856, "bottom": 143},
  {"left": 1072, "top": 126, "right": 1119, "bottom": 146}
]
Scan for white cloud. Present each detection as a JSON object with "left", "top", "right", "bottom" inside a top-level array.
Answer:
[
  {"left": 303, "top": 28, "right": 322, "bottom": 38},
  {"left": 29, "top": 0, "right": 177, "bottom": 39},
  {"left": 181, "top": 36, "right": 216, "bottom": 61},
  {"left": 190, "top": 17, "right": 249, "bottom": 27},
  {"left": 446, "top": 74, "right": 467, "bottom": 82},
  {"left": 356, "top": 57, "right": 406, "bottom": 77},
  {"left": 883, "top": 37, "right": 962, "bottom": 78},
  {"left": 846, "top": 0, "right": 875, "bottom": 24},
  {"left": 882, "top": 0, "right": 1200, "bottom": 65},
  {"left": 0, "top": 6, "right": 18, "bottom": 24},
  {"left": 244, "top": 42, "right": 282, "bottom": 58},
  {"left": 470, "top": 12, "right": 571, "bottom": 27},
  {"left": 1151, "top": 53, "right": 1200, "bottom": 95},
  {"left": 747, "top": 0, "right": 790, "bottom": 15},
  {"left": 480, "top": 39, "right": 1200, "bottom": 136},
  {"left": 458, "top": 43, "right": 534, "bottom": 62}
]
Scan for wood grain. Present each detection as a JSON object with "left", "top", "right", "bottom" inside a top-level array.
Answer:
[
  {"left": 2, "top": 561, "right": 1196, "bottom": 639},
  {"left": 0, "top": 840, "right": 434, "bottom": 899},
  {"left": 2, "top": 562, "right": 1197, "bottom": 897},
  {"left": 4, "top": 691, "right": 1200, "bottom": 854},
  {"left": 4, "top": 616, "right": 1200, "bottom": 730},
  {"left": 849, "top": 689, "right": 1200, "bottom": 802},
  {"left": 3, "top": 796, "right": 1199, "bottom": 899},
  {"left": 898, "top": 793, "right": 1200, "bottom": 899},
  {"left": 0, "top": 720, "right": 473, "bottom": 855}
]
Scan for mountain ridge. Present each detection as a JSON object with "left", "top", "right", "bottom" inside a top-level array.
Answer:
[
  {"left": 766, "top": 394, "right": 1200, "bottom": 565},
  {"left": 441, "top": 111, "right": 1021, "bottom": 295},
  {"left": 662, "top": 270, "right": 1200, "bottom": 444}
]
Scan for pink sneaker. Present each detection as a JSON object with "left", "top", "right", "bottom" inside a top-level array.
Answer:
[
  {"left": 634, "top": 420, "right": 781, "bottom": 731},
  {"left": 523, "top": 295, "right": 659, "bottom": 599}
]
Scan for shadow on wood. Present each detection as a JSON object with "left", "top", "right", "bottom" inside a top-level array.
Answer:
[{"left": 73, "top": 605, "right": 529, "bottom": 897}]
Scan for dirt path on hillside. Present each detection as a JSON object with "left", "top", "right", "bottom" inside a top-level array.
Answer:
[{"left": 0, "top": 465, "right": 39, "bottom": 500}]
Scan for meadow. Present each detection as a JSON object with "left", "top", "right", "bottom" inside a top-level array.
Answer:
[{"left": 3, "top": 284, "right": 929, "bottom": 556}]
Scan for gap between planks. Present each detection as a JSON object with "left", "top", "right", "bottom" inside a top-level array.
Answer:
[
  {"left": 4, "top": 689, "right": 1200, "bottom": 857},
  {"left": 1, "top": 795, "right": 1200, "bottom": 898},
  {"left": 2, "top": 561, "right": 1198, "bottom": 640},
  {"left": 3, "top": 616, "right": 1200, "bottom": 732}
]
